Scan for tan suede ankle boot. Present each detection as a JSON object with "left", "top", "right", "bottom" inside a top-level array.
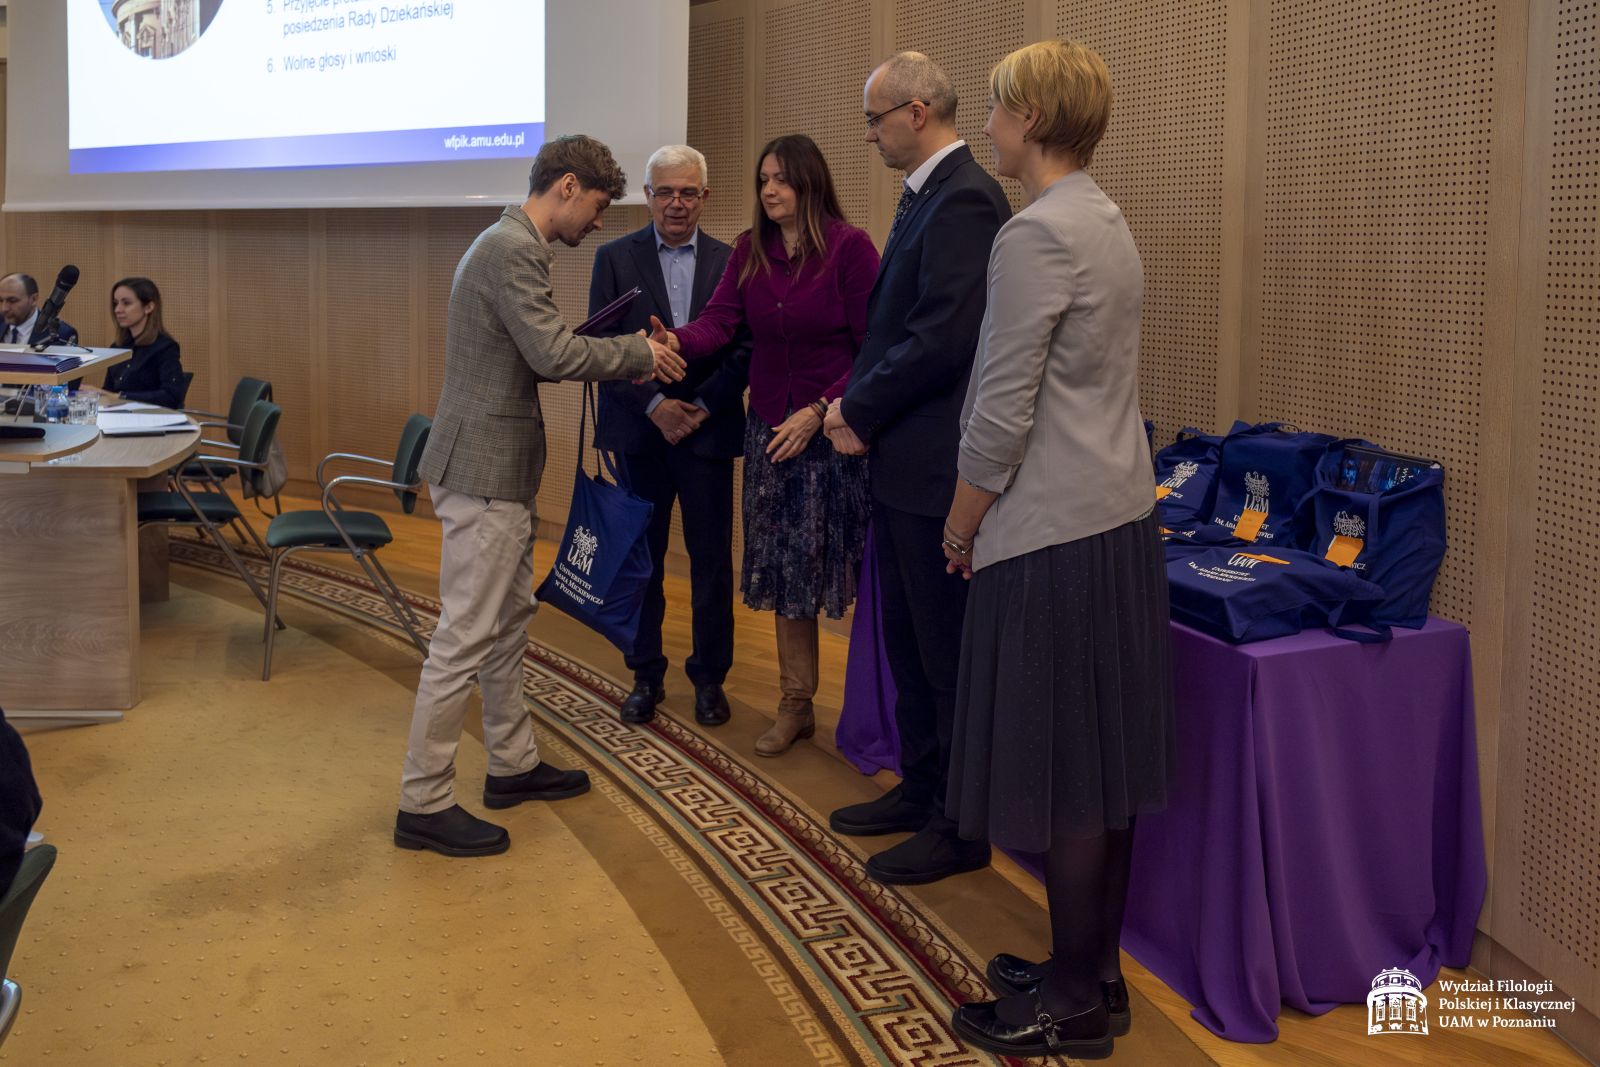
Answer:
[{"left": 756, "top": 615, "right": 819, "bottom": 757}]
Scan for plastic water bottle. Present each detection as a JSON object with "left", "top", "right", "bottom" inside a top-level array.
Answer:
[{"left": 43, "top": 385, "right": 69, "bottom": 423}]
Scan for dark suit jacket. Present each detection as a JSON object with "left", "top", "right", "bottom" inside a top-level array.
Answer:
[
  {"left": 590, "top": 226, "right": 751, "bottom": 460},
  {"left": 841, "top": 145, "right": 1011, "bottom": 517},
  {"left": 0, "top": 708, "right": 42, "bottom": 895},
  {"left": 5, "top": 318, "right": 75, "bottom": 346},
  {"left": 105, "top": 332, "right": 187, "bottom": 408}
]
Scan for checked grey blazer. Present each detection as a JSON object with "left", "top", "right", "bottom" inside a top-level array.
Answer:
[{"left": 418, "top": 206, "right": 653, "bottom": 501}]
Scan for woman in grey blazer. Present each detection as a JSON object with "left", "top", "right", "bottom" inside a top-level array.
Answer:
[{"left": 939, "top": 41, "right": 1174, "bottom": 1060}]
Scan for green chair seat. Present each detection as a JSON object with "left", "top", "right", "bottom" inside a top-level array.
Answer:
[
  {"left": 266, "top": 510, "right": 393, "bottom": 551},
  {"left": 137, "top": 491, "right": 240, "bottom": 525}
]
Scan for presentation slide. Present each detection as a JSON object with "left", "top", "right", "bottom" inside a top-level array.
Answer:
[{"left": 68, "top": 0, "right": 546, "bottom": 173}]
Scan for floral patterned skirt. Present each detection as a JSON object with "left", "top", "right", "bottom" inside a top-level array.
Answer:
[{"left": 740, "top": 412, "right": 870, "bottom": 619}]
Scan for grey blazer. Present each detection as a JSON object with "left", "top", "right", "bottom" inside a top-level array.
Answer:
[
  {"left": 419, "top": 206, "right": 653, "bottom": 501},
  {"left": 959, "top": 170, "right": 1155, "bottom": 571}
]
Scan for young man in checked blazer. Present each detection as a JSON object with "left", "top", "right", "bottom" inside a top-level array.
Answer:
[{"left": 395, "top": 136, "right": 685, "bottom": 858}]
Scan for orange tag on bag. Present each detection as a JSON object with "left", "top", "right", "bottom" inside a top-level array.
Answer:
[
  {"left": 1233, "top": 508, "right": 1267, "bottom": 541},
  {"left": 1155, "top": 485, "right": 1173, "bottom": 500},
  {"left": 1325, "top": 535, "right": 1363, "bottom": 568}
]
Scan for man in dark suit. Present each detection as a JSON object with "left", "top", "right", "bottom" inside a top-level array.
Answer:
[
  {"left": 0, "top": 273, "right": 77, "bottom": 346},
  {"left": 590, "top": 145, "right": 751, "bottom": 728},
  {"left": 825, "top": 53, "right": 1012, "bottom": 885},
  {"left": 0, "top": 708, "right": 42, "bottom": 896}
]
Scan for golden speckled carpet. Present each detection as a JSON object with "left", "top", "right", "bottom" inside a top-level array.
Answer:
[{"left": 2, "top": 541, "right": 1211, "bottom": 1067}]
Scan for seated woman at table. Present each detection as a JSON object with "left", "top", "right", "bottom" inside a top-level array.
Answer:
[
  {"left": 939, "top": 41, "right": 1173, "bottom": 1059},
  {"left": 102, "top": 277, "right": 186, "bottom": 408}
]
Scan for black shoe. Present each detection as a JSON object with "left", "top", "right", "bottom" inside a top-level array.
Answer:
[
  {"left": 864, "top": 826, "right": 991, "bottom": 885},
  {"left": 482, "top": 762, "right": 591, "bottom": 809},
  {"left": 951, "top": 994, "right": 1113, "bottom": 1059},
  {"left": 829, "top": 784, "right": 932, "bottom": 836},
  {"left": 986, "top": 954, "right": 1132, "bottom": 1037},
  {"left": 693, "top": 683, "right": 731, "bottom": 726},
  {"left": 619, "top": 680, "right": 664, "bottom": 724},
  {"left": 394, "top": 805, "right": 509, "bottom": 857}
]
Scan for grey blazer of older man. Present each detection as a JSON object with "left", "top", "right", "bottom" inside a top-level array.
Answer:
[{"left": 418, "top": 206, "right": 653, "bottom": 501}]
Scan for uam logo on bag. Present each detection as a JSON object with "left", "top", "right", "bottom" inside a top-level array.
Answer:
[
  {"left": 1244, "top": 471, "right": 1271, "bottom": 514},
  {"left": 1156, "top": 461, "right": 1200, "bottom": 500},
  {"left": 1227, "top": 552, "right": 1290, "bottom": 570},
  {"left": 1326, "top": 509, "right": 1368, "bottom": 569},
  {"left": 1367, "top": 967, "right": 1429, "bottom": 1036},
  {"left": 567, "top": 526, "right": 599, "bottom": 575}
]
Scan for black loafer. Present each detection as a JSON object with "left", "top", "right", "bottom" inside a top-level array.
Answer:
[
  {"left": 864, "top": 826, "right": 991, "bottom": 885},
  {"left": 986, "top": 954, "right": 1132, "bottom": 1037},
  {"left": 828, "top": 783, "right": 931, "bottom": 836},
  {"left": 951, "top": 994, "right": 1113, "bottom": 1059},
  {"left": 620, "top": 681, "right": 664, "bottom": 724},
  {"left": 482, "top": 762, "right": 591, "bottom": 809},
  {"left": 394, "top": 805, "right": 509, "bottom": 857},
  {"left": 694, "top": 683, "right": 731, "bottom": 726}
]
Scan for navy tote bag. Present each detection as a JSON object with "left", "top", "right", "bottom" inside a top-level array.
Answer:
[
  {"left": 535, "top": 384, "right": 655, "bottom": 653},
  {"left": 1208, "top": 422, "right": 1335, "bottom": 546}
]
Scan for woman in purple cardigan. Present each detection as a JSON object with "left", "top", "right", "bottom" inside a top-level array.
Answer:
[{"left": 655, "top": 133, "right": 879, "bottom": 757}]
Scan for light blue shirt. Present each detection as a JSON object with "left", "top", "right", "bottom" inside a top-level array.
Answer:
[{"left": 646, "top": 225, "right": 708, "bottom": 417}]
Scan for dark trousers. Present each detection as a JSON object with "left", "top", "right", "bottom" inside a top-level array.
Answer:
[
  {"left": 614, "top": 447, "right": 735, "bottom": 688},
  {"left": 874, "top": 503, "right": 970, "bottom": 829}
]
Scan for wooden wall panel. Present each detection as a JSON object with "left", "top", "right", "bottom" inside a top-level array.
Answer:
[
  {"left": 219, "top": 212, "right": 314, "bottom": 472},
  {"left": 687, "top": 9, "right": 751, "bottom": 244},
  {"left": 324, "top": 209, "right": 416, "bottom": 465},
  {"left": 1059, "top": 1, "right": 1231, "bottom": 442}
]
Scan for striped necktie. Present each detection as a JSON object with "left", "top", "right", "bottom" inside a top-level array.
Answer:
[{"left": 886, "top": 182, "right": 916, "bottom": 247}]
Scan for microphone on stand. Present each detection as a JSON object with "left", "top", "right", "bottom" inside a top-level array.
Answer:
[{"left": 28, "top": 265, "right": 81, "bottom": 350}]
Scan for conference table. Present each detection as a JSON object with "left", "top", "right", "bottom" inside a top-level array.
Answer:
[
  {"left": 0, "top": 384, "right": 200, "bottom": 722},
  {"left": 836, "top": 542, "right": 1486, "bottom": 1043}
]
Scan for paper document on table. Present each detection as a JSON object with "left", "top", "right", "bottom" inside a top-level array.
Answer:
[
  {"left": 97, "top": 412, "right": 197, "bottom": 435},
  {"left": 101, "top": 401, "right": 166, "bottom": 412}
]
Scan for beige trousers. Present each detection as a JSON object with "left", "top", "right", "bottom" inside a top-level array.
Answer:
[{"left": 398, "top": 484, "right": 542, "bottom": 814}]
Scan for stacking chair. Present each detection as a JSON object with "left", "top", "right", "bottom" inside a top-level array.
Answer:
[
  {"left": 138, "top": 399, "right": 284, "bottom": 627},
  {"left": 180, "top": 377, "right": 275, "bottom": 551},
  {"left": 174, "top": 371, "right": 195, "bottom": 410},
  {"left": 0, "top": 843, "right": 57, "bottom": 1047},
  {"left": 261, "top": 414, "right": 432, "bottom": 680}
]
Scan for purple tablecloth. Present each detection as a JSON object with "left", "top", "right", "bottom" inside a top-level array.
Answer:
[
  {"left": 835, "top": 529, "right": 900, "bottom": 776},
  {"left": 836, "top": 612, "right": 1487, "bottom": 1043}
]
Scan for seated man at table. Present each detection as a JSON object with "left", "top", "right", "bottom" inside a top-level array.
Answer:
[
  {"left": 0, "top": 708, "right": 43, "bottom": 896},
  {"left": 0, "top": 273, "right": 78, "bottom": 347}
]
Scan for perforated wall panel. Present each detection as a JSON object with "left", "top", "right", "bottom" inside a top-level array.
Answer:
[
  {"left": 220, "top": 212, "right": 314, "bottom": 472},
  {"left": 761, "top": 0, "right": 873, "bottom": 226},
  {"left": 1254, "top": 0, "right": 1500, "bottom": 627},
  {"left": 1058, "top": 1, "right": 1229, "bottom": 441},
  {"left": 893, "top": 0, "right": 1027, "bottom": 210},
  {"left": 1521, "top": 0, "right": 1600, "bottom": 979},
  {"left": 688, "top": 14, "right": 751, "bottom": 244},
  {"left": 325, "top": 210, "right": 416, "bottom": 465},
  {"left": 112, "top": 212, "right": 214, "bottom": 411}
]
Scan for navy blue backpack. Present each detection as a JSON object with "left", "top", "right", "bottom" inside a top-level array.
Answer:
[
  {"left": 535, "top": 384, "right": 656, "bottom": 653},
  {"left": 1165, "top": 541, "right": 1387, "bottom": 644},
  {"left": 1207, "top": 423, "right": 1335, "bottom": 546},
  {"left": 1295, "top": 440, "right": 1446, "bottom": 628}
]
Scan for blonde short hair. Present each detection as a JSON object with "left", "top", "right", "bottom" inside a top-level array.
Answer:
[{"left": 990, "top": 40, "right": 1112, "bottom": 167}]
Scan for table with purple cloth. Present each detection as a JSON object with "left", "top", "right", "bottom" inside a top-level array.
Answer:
[{"left": 836, "top": 550, "right": 1486, "bottom": 1043}]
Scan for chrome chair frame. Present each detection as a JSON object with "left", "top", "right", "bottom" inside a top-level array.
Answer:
[{"left": 260, "top": 452, "right": 427, "bottom": 681}]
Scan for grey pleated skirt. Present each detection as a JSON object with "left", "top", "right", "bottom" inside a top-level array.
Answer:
[{"left": 945, "top": 509, "right": 1175, "bottom": 851}]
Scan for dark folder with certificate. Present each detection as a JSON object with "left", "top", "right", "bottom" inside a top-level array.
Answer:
[{"left": 575, "top": 287, "right": 640, "bottom": 336}]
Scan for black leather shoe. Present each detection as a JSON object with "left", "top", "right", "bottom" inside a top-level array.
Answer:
[
  {"left": 829, "top": 784, "right": 932, "bottom": 836},
  {"left": 394, "top": 805, "right": 509, "bottom": 857},
  {"left": 951, "top": 994, "right": 1113, "bottom": 1059},
  {"left": 482, "top": 762, "right": 591, "bottom": 809},
  {"left": 864, "top": 826, "right": 991, "bottom": 885},
  {"left": 986, "top": 954, "right": 1132, "bottom": 1037},
  {"left": 694, "top": 683, "right": 731, "bottom": 726},
  {"left": 619, "top": 681, "right": 664, "bottom": 724}
]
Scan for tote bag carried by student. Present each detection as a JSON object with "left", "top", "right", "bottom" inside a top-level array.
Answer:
[
  {"left": 1298, "top": 440, "right": 1447, "bottom": 629},
  {"left": 535, "top": 384, "right": 655, "bottom": 653},
  {"left": 1208, "top": 422, "right": 1335, "bottom": 546},
  {"left": 1165, "top": 541, "right": 1387, "bottom": 644}
]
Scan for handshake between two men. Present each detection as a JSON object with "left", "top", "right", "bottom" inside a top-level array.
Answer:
[{"left": 644, "top": 314, "right": 867, "bottom": 456}]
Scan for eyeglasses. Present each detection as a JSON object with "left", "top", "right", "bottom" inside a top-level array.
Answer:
[
  {"left": 864, "top": 99, "right": 923, "bottom": 130},
  {"left": 648, "top": 187, "right": 704, "bottom": 204}
]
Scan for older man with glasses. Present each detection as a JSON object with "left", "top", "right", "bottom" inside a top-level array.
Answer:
[{"left": 590, "top": 145, "right": 753, "bottom": 729}]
